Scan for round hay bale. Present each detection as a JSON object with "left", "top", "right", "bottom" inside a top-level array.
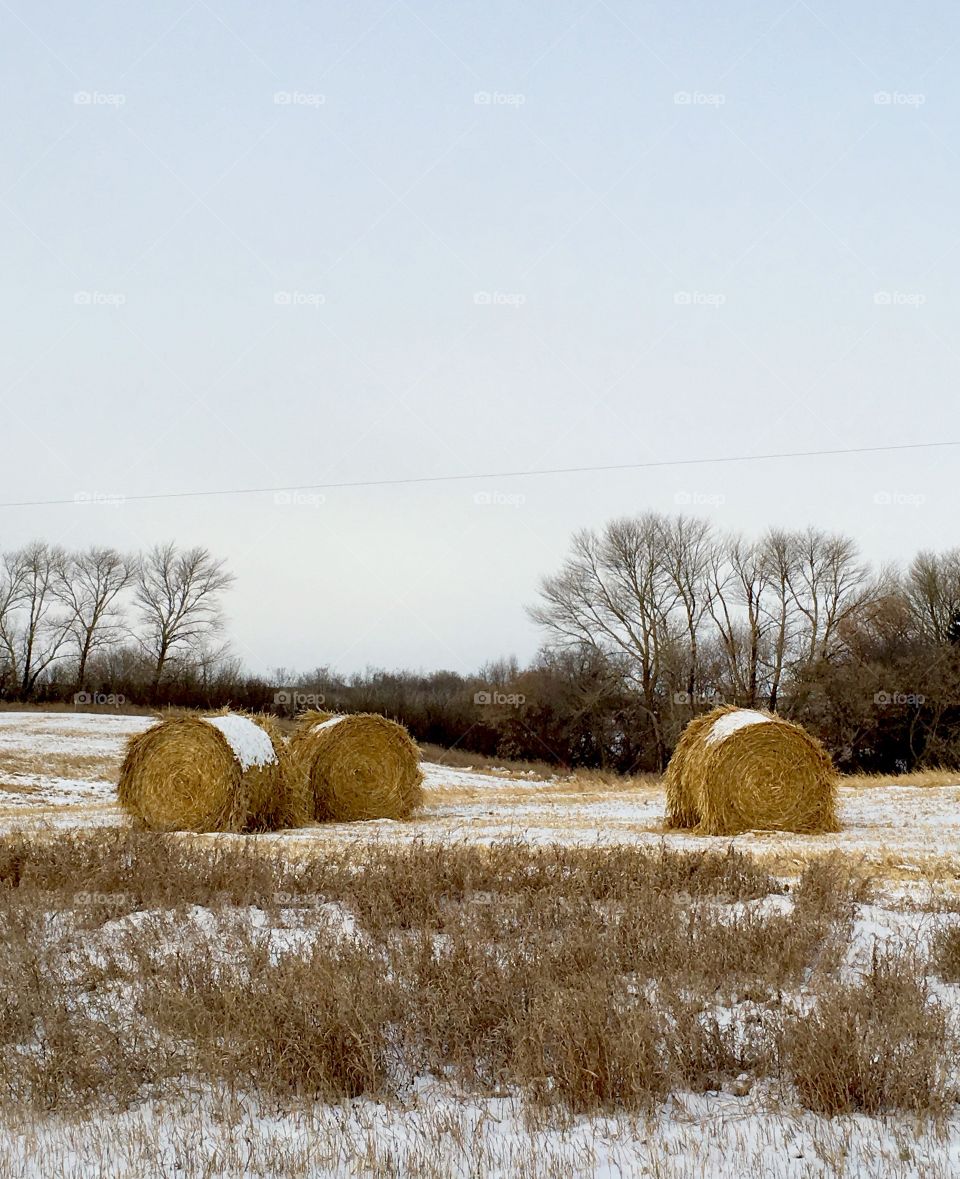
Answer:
[
  {"left": 665, "top": 704, "right": 739, "bottom": 829},
  {"left": 117, "top": 712, "right": 310, "bottom": 833},
  {"left": 682, "top": 707, "right": 839, "bottom": 836},
  {"left": 290, "top": 710, "right": 424, "bottom": 822}
]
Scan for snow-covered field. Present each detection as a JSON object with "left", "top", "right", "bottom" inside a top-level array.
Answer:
[
  {"left": 3, "top": 1084, "right": 959, "bottom": 1178},
  {"left": 2, "top": 710, "right": 960, "bottom": 878},
  {"left": 3, "top": 709, "right": 960, "bottom": 1176}
]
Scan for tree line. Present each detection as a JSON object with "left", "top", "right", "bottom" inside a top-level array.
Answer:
[
  {"left": 0, "top": 542, "right": 233, "bottom": 700},
  {"left": 3, "top": 516, "right": 960, "bottom": 774},
  {"left": 528, "top": 514, "right": 960, "bottom": 772}
]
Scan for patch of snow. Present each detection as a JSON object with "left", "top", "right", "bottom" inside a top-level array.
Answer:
[
  {"left": 0, "top": 774, "right": 115, "bottom": 807},
  {"left": 712, "top": 894, "right": 795, "bottom": 924},
  {"left": 204, "top": 715, "right": 277, "bottom": 770},
  {"left": 421, "top": 762, "right": 553, "bottom": 792},
  {"left": 705, "top": 709, "right": 772, "bottom": 746},
  {"left": 312, "top": 715, "right": 345, "bottom": 733},
  {"left": 0, "top": 711, "right": 155, "bottom": 757},
  {"left": 3, "top": 1084, "right": 960, "bottom": 1178},
  {"left": 95, "top": 900, "right": 369, "bottom": 972},
  {"left": 843, "top": 904, "right": 937, "bottom": 981}
]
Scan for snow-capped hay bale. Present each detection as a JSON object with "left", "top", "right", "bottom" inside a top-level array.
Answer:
[
  {"left": 117, "top": 712, "right": 310, "bottom": 833},
  {"left": 290, "top": 710, "right": 424, "bottom": 822},
  {"left": 665, "top": 704, "right": 739, "bottom": 829},
  {"left": 683, "top": 707, "right": 839, "bottom": 836}
]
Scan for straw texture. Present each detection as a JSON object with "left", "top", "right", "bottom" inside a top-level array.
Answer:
[
  {"left": 665, "top": 704, "right": 739, "bottom": 829},
  {"left": 290, "top": 710, "right": 424, "bottom": 822},
  {"left": 665, "top": 706, "right": 839, "bottom": 836},
  {"left": 117, "top": 712, "right": 310, "bottom": 833}
]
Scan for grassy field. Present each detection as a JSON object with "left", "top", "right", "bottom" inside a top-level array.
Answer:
[
  {"left": 2, "top": 710, "right": 960, "bottom": 1175},
  {"left": 1, "top": 832, "right": 959, "bottom": 1175}
]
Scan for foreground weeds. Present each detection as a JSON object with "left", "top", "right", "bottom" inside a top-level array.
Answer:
[
  {"left": 0, "top": 833, "right": 952, "bottom": 1121},
  {"left": 782, "top": 950, "right": 951, "bottom": 1117}
]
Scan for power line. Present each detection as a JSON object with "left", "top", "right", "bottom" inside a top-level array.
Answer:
[{"left": 1, "top": 438, "right": 956, "bottom": 509}]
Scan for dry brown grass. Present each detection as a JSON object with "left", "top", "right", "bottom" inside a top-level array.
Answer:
[
  {"left": 0, "top": 749, "right": 121, "bottom": 782},
  {"left": 418, "top": 742, "right": 560, "bottom": 778},
  {"left": 931, "top": 924, "right": 960, "bottom": 982},
  {"left": 0, "top": 831, "right": 945, "bottom": 1125},
  {"left": 843, "top": 768, "right": 960, "bottom": 789},
  {"left": 559, "top": 768, "right": 662, "bottom": 792},
  {"left": 782, "top": 949, "right": 951, "bottom": 1117},
  {"left": 421, "top": 745, "right": 658, "bottom": 794}
]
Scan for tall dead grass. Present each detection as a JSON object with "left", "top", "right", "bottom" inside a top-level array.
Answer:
[
  {"left": 0, "top": 833, "right": 952, "bottom": 1120},
  {"left": 782, "top": 949, "right": 951, "bottom": 1117}
]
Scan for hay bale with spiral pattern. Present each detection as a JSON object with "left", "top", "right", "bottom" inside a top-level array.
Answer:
[
  {"left": 290, "top": 710, "right": 424, "bottom": 822},
  {"left": 665, "top": 704, "right": 739, "bottom": 828},
  {"left": 117, "top": 712, "right": 310, "bottom": 833},
  {"left": 679, "top": 707, "right": 839, "bottom": 836}
]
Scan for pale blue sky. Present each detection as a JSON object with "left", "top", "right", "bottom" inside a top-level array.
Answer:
[{"left": 1, "top": 0, "right": 957, "bottom": 674}]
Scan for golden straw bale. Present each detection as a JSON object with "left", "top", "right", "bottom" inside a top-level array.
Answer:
[
  {"left": 290, "top": 710, "right": 423, "bottom": 822},
  {"left": 676, "top": 707, "right": 839, "bottom": 836},
  {"left": 665, "top": 704, "right": 739, "bottom": 828},
  {"left": 117, "top": 712, "right": 310, "bottom": 833}
]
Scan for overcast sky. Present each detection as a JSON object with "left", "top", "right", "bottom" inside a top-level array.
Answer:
[{"left": 1, "top": 0, "right": 957, "bottom": 676}]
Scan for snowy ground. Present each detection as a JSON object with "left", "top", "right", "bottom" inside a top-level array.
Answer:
[
  {"left": 3, "top": 709, "right": 960, "bottom": 1176},
  {"left": 2, "top": 1085, "right": 959, "bottom": 1178},
  {"left": 2, "top": 882, "right": 959, "bottom": 1177}
]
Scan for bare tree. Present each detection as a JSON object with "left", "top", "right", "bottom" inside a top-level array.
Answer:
[
  {"left": 530, "top": 514, "right": 676, "bottom": 766},
  {"left": 185, "top": 638, "right": 241, "bottom": 697},
  {"left": 0, "top": 543, "right": 73, "bottom": 698},
  {"left": 760, "top": 529, "right": 799, "bottom": 710},
  {"left": 0, "top": 555, "right": 26, "bottom": 695},
  {"left": 786, "top": 527, "right": 869, "bottom": 663},
  {"left": 902, "top": 549, "right": 960, "bottom": 644},
  {"left": 708, "top": 533, "right": 769, "bottom": 707},
  {"left": 659, "top": 515, "right": 714, "bottom": 702},
  {"left": 54, "top": 547, "right": 135, "bottom": 690},
  {"left": 479, "top": 655, "right": 521, "bottom": 687},
  {"left": 134, "top": 543, "right": 235, "bottom": 693}
]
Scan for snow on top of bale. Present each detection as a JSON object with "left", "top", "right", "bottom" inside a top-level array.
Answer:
[
  {"left": 312, "top": 715, "right": 346, "bottom": 734},
  {"left": 205, "top": 714, "right": 278, "bottom": 770},
  {"left": 705, "top": 709, "right": 772, "bottom": 747}
]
